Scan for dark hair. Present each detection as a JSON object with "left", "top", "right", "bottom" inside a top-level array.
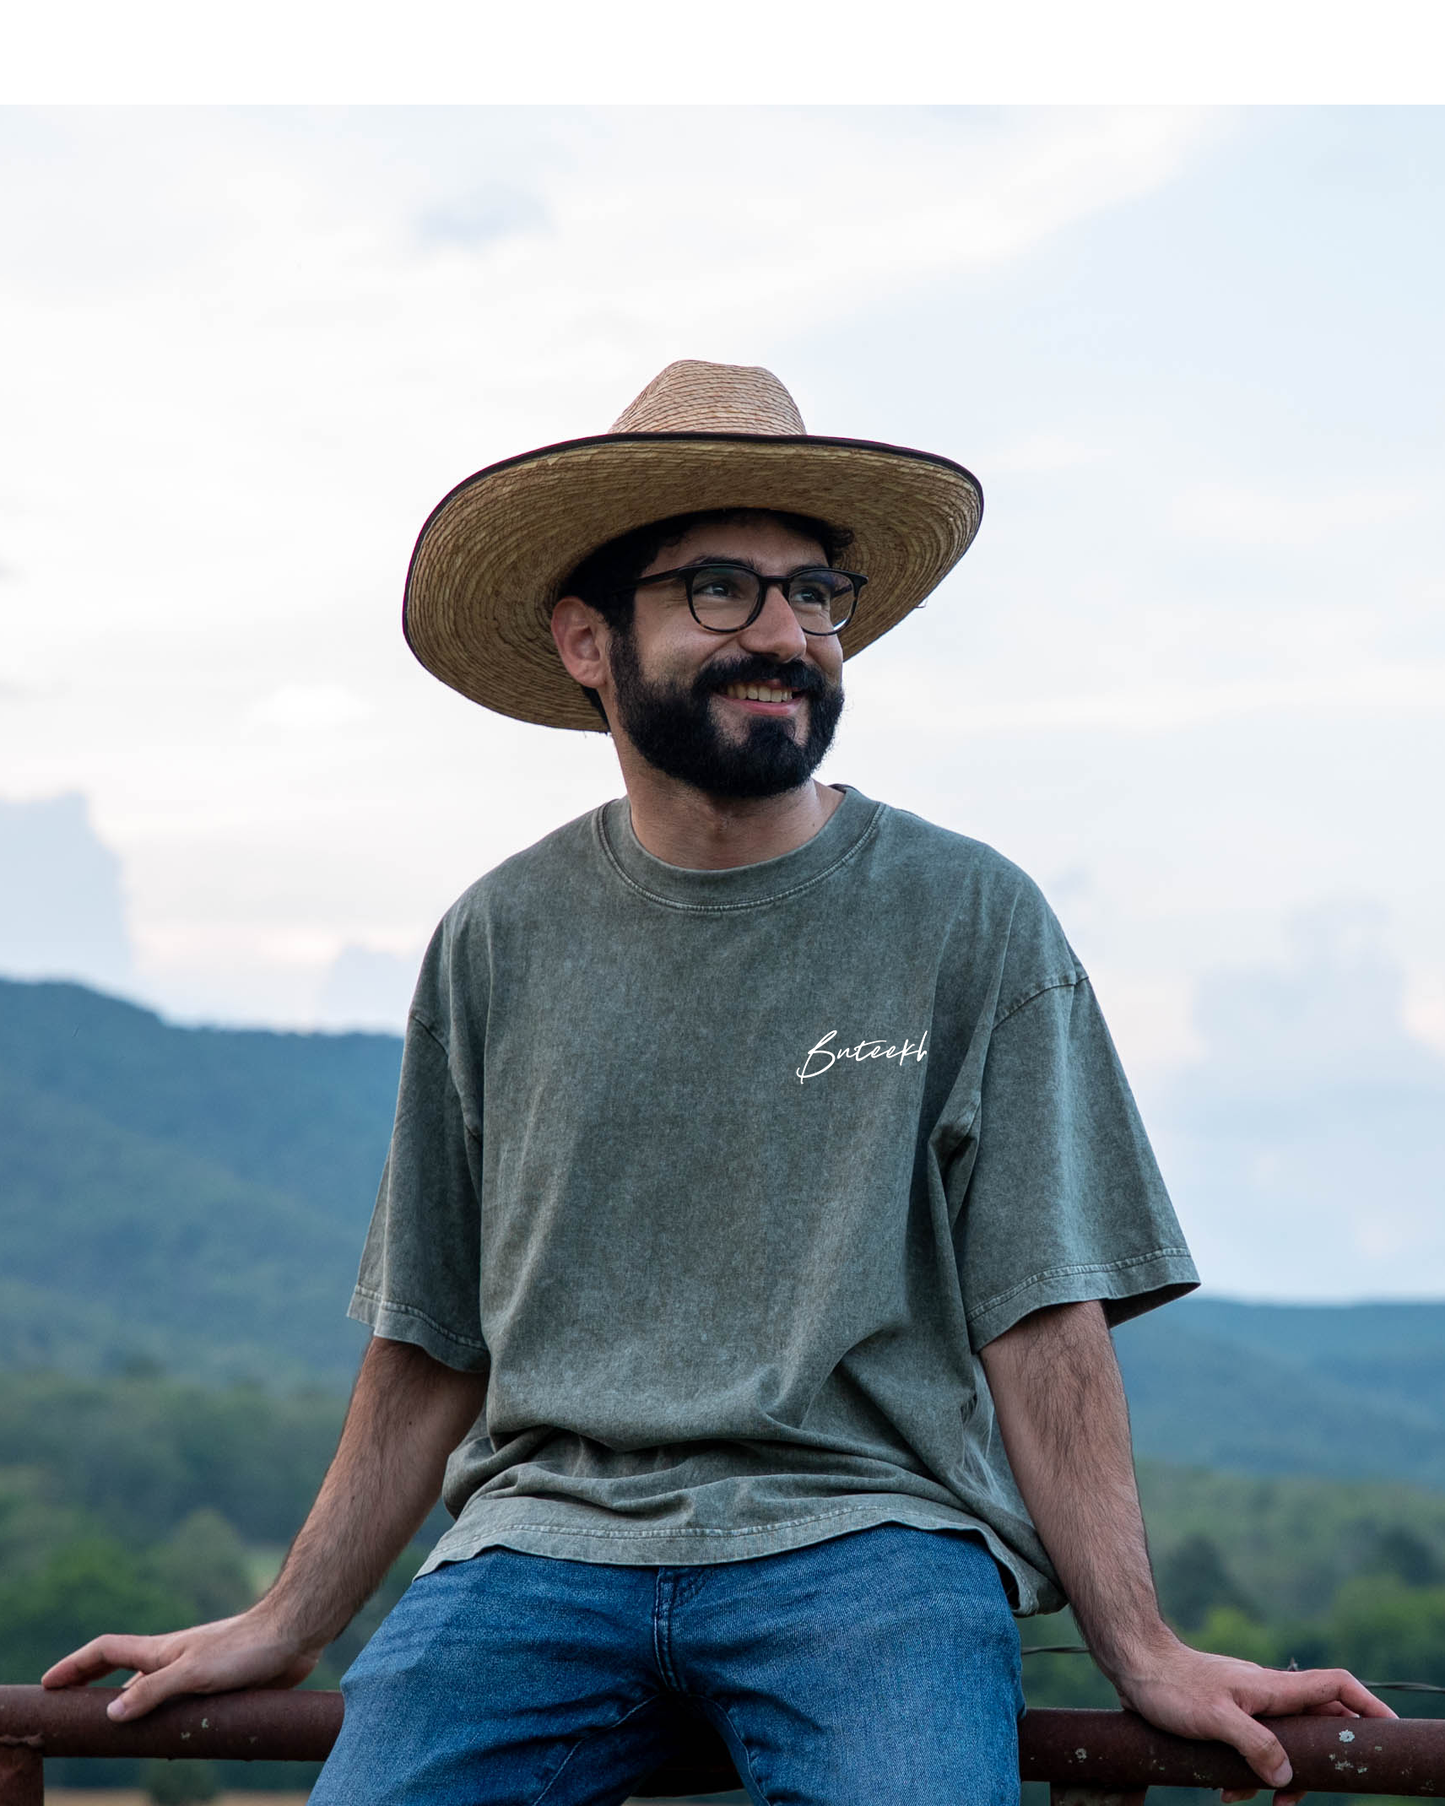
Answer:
[{"left": 560, "top": 508, "right": 854, "bottom": 724}]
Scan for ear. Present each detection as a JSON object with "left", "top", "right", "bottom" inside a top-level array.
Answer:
[{"left": 551, "top": 596, "right": 610, "bottom": 691}]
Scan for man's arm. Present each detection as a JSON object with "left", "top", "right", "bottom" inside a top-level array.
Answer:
[
  {"left": 978, "top": 1301, "right": 1394, "bottom": 1798},
  {"left": 42, "top": 1336, "right": 488, "bottom": 1721}
]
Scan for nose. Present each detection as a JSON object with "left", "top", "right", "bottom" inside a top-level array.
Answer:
[{"left": 735, "top": 580, "right": 809, "bottom": 662}]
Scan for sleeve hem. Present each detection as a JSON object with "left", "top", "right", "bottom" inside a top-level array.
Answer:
[
  {"left": 967, "top": 1250, "right": 1200, "bottom": 1352},
  {"left": 348, "top": 1287, "right": 490, "bottom": 1372}
]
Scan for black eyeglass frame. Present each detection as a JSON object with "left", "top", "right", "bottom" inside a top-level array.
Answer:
[{"left": 615, "top": 560, "right": 868, "bottom": 637}]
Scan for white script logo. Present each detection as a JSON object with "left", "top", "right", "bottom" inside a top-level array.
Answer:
[{"left": 795, "top": 1029, "right": 929, "bottom": 1085}]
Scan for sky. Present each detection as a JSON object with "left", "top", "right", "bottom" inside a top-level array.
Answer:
[{"left": 2, "top": 104, "right": 1442, "bottom": 1298}]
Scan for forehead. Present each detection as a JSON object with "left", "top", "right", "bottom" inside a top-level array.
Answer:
[{"left": 639, "top": 511, "right": 828, "bottom": 577}]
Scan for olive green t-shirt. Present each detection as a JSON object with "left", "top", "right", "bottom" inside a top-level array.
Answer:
[{"left": 349, "top": 786, "right": 1197, "bottom": 1614}]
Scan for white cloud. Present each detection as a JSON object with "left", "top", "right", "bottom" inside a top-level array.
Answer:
[
  {"left": 1152, "top": 904, "right": 1445, "bottom": 1298},
  {"left": 851, "top": 655, "right": 1445, "bottom": 736},
  {"left": 315, "top": 942, "right": 423, "bottom": 1033},
  {"left": 981, "top": 431, "right": 1113, "bottom": 474},
  {"left": 1168, "top": 482, "right": 1423, "bottom": 550},
  {"left": 246, "top": 684, "right": 372, "bottom": 731},
  {"left": 1403, "top": 967, "right": 1445, "bottom": 1056},
  {"left": 0, "top": 793, "right": 132, "bottom": 991},
  {"left": 6, "top": 2, "right": 1437, "bottom": 105},
  {"left": 0, "top": 106, "right": 1226, "bottom": 972}
]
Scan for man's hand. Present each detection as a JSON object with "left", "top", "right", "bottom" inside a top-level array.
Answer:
[
  {"left": 1113, "top": 1635, "right": 1393, "bottom": 1803},
  {"left": 40, "top": 1336, "right": 487, "bottom": 1720},
  {"left": 42, "top": 1606, "right": 320, "bottom": 1721},
  {"left": 979, "top": 1302, "right": 1395, "bottom": 1802}
]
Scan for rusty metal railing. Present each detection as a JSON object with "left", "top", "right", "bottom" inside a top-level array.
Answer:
[{"left": 2, "top": 1685, "right": 1443, "bottom": 1803}]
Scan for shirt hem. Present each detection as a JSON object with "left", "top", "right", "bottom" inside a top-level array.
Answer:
[{"left": 416, "top": 1496, "right": 1061, "bottom": 1616}]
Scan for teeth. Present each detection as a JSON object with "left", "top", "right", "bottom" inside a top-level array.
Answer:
[{"left": 727, "top": 683, "right": 792, "bottom": 702}]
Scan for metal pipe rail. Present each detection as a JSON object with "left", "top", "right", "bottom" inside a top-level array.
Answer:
[{"left": 2, "top": 1687, "right": 1443, "bottom": 1804}]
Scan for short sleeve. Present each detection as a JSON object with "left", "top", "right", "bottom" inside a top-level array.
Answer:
[
  {"left": 954, "top": 974, "right": 1198, "bottom": 1351},
  {"left": 348, "top": 991, "right": 490, "bottom": 1374}
]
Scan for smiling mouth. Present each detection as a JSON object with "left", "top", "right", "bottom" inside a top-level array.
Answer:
[{"left": 721, "top": 682, "right": 800, "bottom": 704}]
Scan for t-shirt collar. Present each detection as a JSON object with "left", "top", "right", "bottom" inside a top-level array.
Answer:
[{"left": 596, "top": 784, "right": 881, "bottom": 911}]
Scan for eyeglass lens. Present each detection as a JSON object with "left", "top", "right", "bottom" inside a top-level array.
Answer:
[{"left": 687, "top": 564, "right": 857, "bottom": 634}]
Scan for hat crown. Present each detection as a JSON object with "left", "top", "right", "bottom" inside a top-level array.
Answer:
[{"left": 609, "top": 359, "right": 806, "bottom": 437}]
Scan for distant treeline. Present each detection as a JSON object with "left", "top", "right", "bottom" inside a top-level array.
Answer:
[
  {"left": 0, "top": 1372, "right": 417, "bottom": 1788},
  {"left": 1028, "top": 1466, "right": 1445, "bottom": 1715},
  {"left": 3, "top": 1370, "right": 1445, "bottom": 1782}
]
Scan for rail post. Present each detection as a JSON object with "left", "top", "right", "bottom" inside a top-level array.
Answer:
[{"left": 0, "top": 1742, "right": 43, "bottom": 1806}]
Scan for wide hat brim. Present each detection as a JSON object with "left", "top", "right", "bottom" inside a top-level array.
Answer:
[{"left": 403, "top": 431, "right": 983, "bottom": 731}]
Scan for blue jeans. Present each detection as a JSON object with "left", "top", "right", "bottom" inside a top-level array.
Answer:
[{"left": 311, "top": 1525, "right": 1024, "bottom": 1806}]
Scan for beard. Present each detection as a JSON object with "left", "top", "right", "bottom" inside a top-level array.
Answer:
[{"left": 606, "top": 631, "right": 844, "bottom": 800}]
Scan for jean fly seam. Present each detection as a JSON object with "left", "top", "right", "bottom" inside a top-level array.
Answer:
[{"left": 652, "top": 1570, "right": 682, "bottom": 1691}]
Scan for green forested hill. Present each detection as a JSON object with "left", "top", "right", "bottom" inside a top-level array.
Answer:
[
  {"left": 0, "top": 977, "right": 396, "bottom": 1386},
  {"left": 0, "top": 977, "right": 400, "bottom": 1225},
  {"left": 1164, "top": 1296, "right": 1445, "bottom": 1427},
  {"left": 1114, "top": 1305, "right": 1445, "bottom": 1492},
  {"left": 4, "top": 975, "right": 1445, "bottom": 1498},
  {"left": 1, "top": 1073, "right": 362, "bottom": 1374}
]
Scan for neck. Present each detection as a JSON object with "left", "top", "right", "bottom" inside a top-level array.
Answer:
[{"left": 617, "top": 758, "right": 844, "bottom": 870}]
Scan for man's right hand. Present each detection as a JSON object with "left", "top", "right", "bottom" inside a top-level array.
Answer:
[{"left": 41, "top": 1606, "right": 320, "bottom": 1721}]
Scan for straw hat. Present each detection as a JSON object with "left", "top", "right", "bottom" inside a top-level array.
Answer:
[{"left": 403, "top": 359, "right": 983, "bottom": 732}]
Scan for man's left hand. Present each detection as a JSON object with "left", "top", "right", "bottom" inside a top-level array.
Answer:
[{"left": 1114, "top": 1637, "right": 1396, "bottom": 1806}]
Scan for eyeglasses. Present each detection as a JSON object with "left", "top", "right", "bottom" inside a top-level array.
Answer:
[{"left": 620, "top": 560, "right": 866, "bottom": 636}]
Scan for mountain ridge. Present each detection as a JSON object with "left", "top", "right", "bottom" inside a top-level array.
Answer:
[{"left": 3, "top": 975, "right": 1443, "bottom": 1494}]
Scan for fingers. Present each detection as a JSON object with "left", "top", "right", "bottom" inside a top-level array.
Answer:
[
  {"left": 1257, "top": 1667, "right": 1397, "bottom": 1722},
  {"left": 42, "top": 1635, "right": 167, "bottom": 1689},
  {"left": 42, "top": 1632, "right": 193, "bottom": 1722},
  {"left": 108, "top": 1659, "right": 199, "bottom": 1722},
  {"left": 1212, "top": 1704, "right": 1293, "bottom": 1791}
]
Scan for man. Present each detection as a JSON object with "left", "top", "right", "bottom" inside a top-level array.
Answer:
[{"left": 46, "top": 361, "right": 1390, "bottom": 1804}]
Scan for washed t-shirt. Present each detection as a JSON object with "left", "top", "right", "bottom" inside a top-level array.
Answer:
[{"left": 349, "top": 785, "right": 1197, "bottom": 1613}]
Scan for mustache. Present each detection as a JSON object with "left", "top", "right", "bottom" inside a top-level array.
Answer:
[{"left": 694, "top": 655, "right": 831, "bottom": 699}]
